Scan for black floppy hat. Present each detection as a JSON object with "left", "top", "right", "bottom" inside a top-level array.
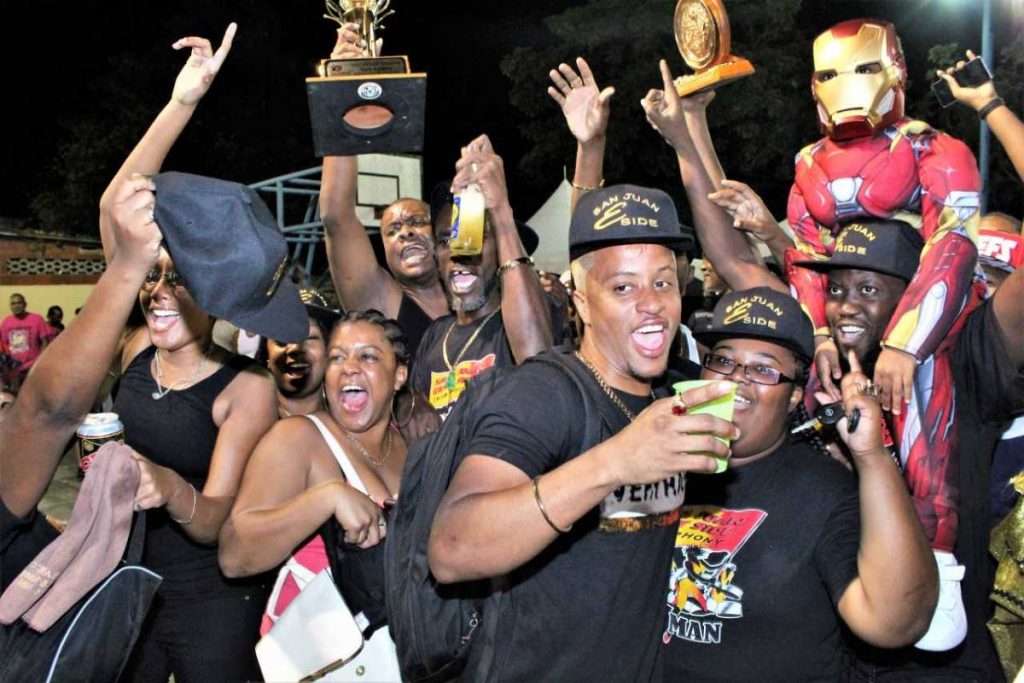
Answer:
[
  {"left": 568, "top": 184, "right": 693, "bottom": 261},
  {"left": 694, "top": 286, "right": 816, "bottom": 361},
  {"left": 153, "top": 172, "right": 308, "bottom": 343},
  {"left": 427, "top": 181, "right": 539, "bottom": 256},
  {"left": 791, "top": 219, "right": 924, "bottom": 282}
]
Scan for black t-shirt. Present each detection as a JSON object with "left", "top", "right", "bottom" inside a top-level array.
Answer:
[
  {"left": 662, "top": 441, "right": 860, "bottom": 682},
  {"left": 461, "top": 357, "right": 687, "bottom": 682},
  {"left": 411, "top": 311, "right": 514, "bottom": 420},
  {"left": 851, "top": 299, "right": 1024, "bottom": 680},
  {"left": 0, "top": 499, "right": 60, "bottom": 593}
]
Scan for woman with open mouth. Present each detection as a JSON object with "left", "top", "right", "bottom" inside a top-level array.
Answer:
[{"left": 221, "top": 309, "right": 417, "bottom": 679}]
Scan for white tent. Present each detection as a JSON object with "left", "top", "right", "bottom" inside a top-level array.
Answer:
[{"left": 526, "top": 179, "right": 573, "bottom": 275}]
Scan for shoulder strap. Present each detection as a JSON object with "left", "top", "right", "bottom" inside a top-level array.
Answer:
[
  {"left": 528, "top": 350, "right": 617, "bottom": 450},
  {"left": 304, "top": 415, "right": 370, "bottom": 495}
]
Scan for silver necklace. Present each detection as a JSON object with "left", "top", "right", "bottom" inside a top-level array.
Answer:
[{"left": 152, "top": 345, "right": 211, "bottom": 400}]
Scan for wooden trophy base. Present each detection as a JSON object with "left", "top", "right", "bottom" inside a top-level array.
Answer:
[
  {"left": 674, "top": 57, "right": 755, "bottom": 97},
  {"left": 306, "top": 59, "right": 427, "bottom": 156}
]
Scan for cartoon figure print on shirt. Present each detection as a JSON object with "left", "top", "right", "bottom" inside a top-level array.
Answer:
[{"left": 664, "top": 507, "right": 767, "bottom": 645}]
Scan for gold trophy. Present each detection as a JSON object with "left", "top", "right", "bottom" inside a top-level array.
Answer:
[
  {"left": 673, "top": 0, "right": 754, "bottom": 97},
  {"left": 306, "top": 0, "right": 427, "bottom": 156},
  {"left": 318, "top": 0, "right": 409, "bottom": 76}
]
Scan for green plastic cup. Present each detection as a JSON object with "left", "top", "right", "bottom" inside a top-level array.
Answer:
[{"left": 672, "top": 379, "right": 738, "bottom": 473}]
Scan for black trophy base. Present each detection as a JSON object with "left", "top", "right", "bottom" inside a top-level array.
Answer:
[{"left": 306, "top": 72, "right": 427, "bottom": 156}]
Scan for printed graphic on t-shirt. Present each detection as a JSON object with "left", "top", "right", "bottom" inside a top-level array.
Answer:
[
  {"left": 7, "top": 329, "right": 29, "bottom": 354},
  {"left": 427, "top": 354, "right": 497, "bottom": 416},
  {"left": 664, "top": 507, "right": 767, "bottom": 645},
  {"left": 601, "top": 473, "right": 686, "bottom": 520}
]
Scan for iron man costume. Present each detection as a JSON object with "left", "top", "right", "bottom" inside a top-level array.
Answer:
[{"left": 786, "top": 19, "right": 985, "bottom": 552}]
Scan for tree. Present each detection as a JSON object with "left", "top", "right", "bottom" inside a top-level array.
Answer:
[{"left": 501, "top": 0, "right": 817, "bottom": 227}]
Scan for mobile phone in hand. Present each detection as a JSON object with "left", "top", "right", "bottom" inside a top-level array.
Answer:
[{"left": 931, "top": 57, "right": 993, "bottom": 108}]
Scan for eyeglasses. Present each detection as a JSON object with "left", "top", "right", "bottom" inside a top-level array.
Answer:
[
  {"left": 702, "top": 353, "right": 796, "bottom": 386},
  {"left": 143, "top": 268, "right": 186, "bottom": 290}
]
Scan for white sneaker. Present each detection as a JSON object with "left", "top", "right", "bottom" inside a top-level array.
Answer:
[{"left": 915, "top": 550, "right": 967, "bottom": 652}]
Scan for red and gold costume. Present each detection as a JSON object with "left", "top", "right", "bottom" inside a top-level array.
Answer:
[{"left": 786, "top": 19, "right": 985, "bottom": 552}]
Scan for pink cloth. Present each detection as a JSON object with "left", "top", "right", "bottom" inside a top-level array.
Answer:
[
  {"left": 1, "top": 312, "right": 51, "bottom": 372},
  {"left": 260, "top": 535, "right": 330, "bottom": 636},
  {"left": 0, "top": 442, "right": 140, "bottom": 631}
]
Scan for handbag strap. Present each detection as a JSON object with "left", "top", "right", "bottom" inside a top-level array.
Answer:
[
  {"left": 304, "top": 415, "right": 370, "bottom": 495},
  {"left": 122, "top": 512, "right": 147, "bottom": 565}
]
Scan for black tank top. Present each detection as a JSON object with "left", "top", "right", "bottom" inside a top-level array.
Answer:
[
  {"left": 112, "top": 346, "right": 258, "bottom": 596},
  {"left": 397, "top": 293, "right": 434, "bottom": 361}
]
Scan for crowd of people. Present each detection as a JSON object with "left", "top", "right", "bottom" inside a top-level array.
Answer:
[{"left": 1, "top": 14, "right": 1023, "bottom": 683}]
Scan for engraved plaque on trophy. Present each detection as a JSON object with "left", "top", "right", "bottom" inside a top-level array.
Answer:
[
  {"left": 306, "top": 0, "right": 427, "bottom": 156},
  {"left": 673, "top": 0, "right": 754, "bottom": 97}
]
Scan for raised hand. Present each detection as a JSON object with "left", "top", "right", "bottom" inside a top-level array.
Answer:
[
  {"left": 641, "top": 60, "right": 692, "bottom": 150},
  {"left": 171, "top": 22, "right": 237, "bottom": 107},
  {"left": 331, "top": 21, "right": 382, "bottom": 60},
  {"left": 936, "top": 50, "right": 997, "bottom": 112},
  {"left": 108, "top": 173, "right": 162, "bottom": 273},
  {"left": 548, "top": 57, "right": 615, "bottom": 145},
  {"left": 836, "top": 351, "right": 887, "bottom": 461},
  {"left": 452, "top": 134, "right": 510, "bottom": 212},
  {"left": 603, "top": 380, "right": 739, "bottom": 486},
  {"left": 708, "top": 179, "right": 784, "bottom": 242}
]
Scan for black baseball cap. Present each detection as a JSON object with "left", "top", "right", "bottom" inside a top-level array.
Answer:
[
  {"left": 569, "top": 184, "right": 693, "bottom": 261},
  {"left": 428, "top": 181, "right": 539, "bottom": 256},
  {"left": 299, "top": 288, "right": 343, "bottom": 331},
  {"left": 792, "top": 219, "right": 924, "bottom": 282},
  {"left": 694, "top": 286, "right": 816, "bottom": 361},
  {"left": 153, "top": 172, "right": 308, "bottom": 343}
]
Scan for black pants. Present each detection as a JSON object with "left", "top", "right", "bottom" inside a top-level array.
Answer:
[{"left": 120, "top": 584, "right": 267, "bottom": 683}]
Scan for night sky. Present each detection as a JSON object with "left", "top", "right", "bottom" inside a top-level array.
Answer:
[{"left": 3, "top": 0, "right": 1015, "bottom": 230}]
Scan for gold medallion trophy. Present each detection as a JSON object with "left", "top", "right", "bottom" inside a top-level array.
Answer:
[
  {"left": 306, "top": 0, "right": 427, "bottom": 156},
  {"left": 672, "top": 0, "right": 754, "bottom": 97}
]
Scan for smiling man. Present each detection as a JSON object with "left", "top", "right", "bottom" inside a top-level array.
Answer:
[
  {"left": 409, "top": 135, "right": 554, "bottom": 419},
  {"left": 428, "top": 183, "right": 737, "bottom": 681}
]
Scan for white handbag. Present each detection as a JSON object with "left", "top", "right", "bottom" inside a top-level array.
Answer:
[{"left": 255, "top": 567, "right": 364, "bottom": 682}]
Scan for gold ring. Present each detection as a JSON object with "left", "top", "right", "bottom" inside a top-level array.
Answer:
[{"left": 857, "top": 381, "right": 882, "bottom": 397}]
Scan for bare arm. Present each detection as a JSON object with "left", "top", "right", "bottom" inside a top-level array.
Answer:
[
  {"left": 681, "top": 91, "right": 725, "bottom": 188},
  {"left": 320, "top": 156, "right": 402, "bottom": 315},
  {"left": 641, "top": 61, "right": 784, "bottom": 294},
  {"left": 98, "top": 24, "right": 236, "bottom": 264},
  {"left": 429, "top": 383, "right": 735, "bottom": 583},
  {"left": 452, "top": 135, "right": 554, "bottom": 362},
  {"left": 547, "top": 57, "right": 615, "bottom": 213},
  {"left": 833, "top": 353, "right": 937, "bottom": 646},
  {"left": 1, "top": 177, "right": 161, "bottom": 517},
  {"left": 219, "top": 419, "right": 383, "bottom": 577}
]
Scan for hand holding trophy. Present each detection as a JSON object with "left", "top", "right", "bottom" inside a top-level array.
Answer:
[
  {"left": 672, "top": 0, "right": 754, "bottom": 97},
  {"left": 306, "top": 0, "right": 427, "bottom": 155}
]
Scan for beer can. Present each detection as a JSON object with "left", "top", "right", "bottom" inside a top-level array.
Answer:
[
  {"left": 450, "top": 184, "right": 486, "bottom": 256},
  {"left": 76, "top": 412, "right": 124, "bottom": 473}
]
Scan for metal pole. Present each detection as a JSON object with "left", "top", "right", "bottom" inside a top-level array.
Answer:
[{"left": 979, "top": 0, "right": 993, "bottom": 214}]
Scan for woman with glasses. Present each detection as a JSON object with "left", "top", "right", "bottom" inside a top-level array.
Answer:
[
  {"left": 96, "top": 24, "right": 281, "bottom": 683},
  {"left": 661, "top": 286, "right": 937, "bottom": 682}
]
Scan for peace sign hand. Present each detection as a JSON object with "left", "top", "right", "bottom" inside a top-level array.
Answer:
[{"left": 171, "top": 23, "right": 237, "bottom": 107}]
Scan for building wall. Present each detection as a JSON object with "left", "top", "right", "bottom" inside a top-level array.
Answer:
[{"left": 0, "top": 237, "right": 105, "bottom": 325}]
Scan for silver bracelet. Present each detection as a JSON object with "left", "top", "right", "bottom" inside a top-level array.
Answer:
[{"left": 170, "top": 484, "right": 198, "bottom": 525}]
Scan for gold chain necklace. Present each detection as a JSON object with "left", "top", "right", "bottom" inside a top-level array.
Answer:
[
  {"left": 152, "top": 345, "right": 211, "bottom": 401},
  {"left": 341, "top": 424, "right": 394, "bottom": 467},
  {"left": 573, "top": 351, "right": 654, "bottom": 422},
  {"left": 441, "top": 309, "right": 500, "bottom": 391}
]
